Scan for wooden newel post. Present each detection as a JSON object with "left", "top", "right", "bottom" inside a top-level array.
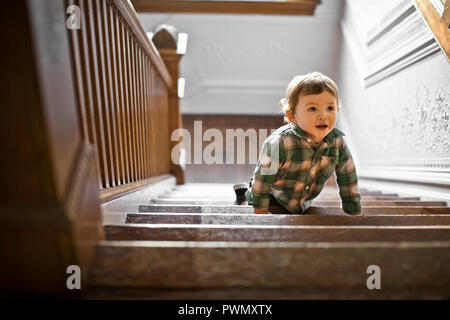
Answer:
[{"left": 152, "top": 25, "right": 186, "bottom": 185}]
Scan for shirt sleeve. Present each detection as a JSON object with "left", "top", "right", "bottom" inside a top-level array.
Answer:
[
  {"left": 246, "top": 135, "right": 286, "bottom": 211},
  {"left": 334, "top": 138, "right": 362, "bottom": 215}
]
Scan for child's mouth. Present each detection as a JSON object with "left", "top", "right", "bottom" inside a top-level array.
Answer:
[{"left": 316, "top": 124, "right": 328, "bottom": 130}]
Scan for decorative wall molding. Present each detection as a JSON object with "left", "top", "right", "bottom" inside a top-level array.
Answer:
[
  {"left": 363, "top": 0, "right": 441, "bottom": 87},
  {"left": 185, "top": 79, "right": 286, "bottom": 99},
  {"left": 341, "top": 0, "right": 442, "bottom": 87},
  {"left": 359, "top": 178, "right": 450, "bottom": 203},
  {"left": 366, "top": 0, "right": 416, "bottom": 45}
]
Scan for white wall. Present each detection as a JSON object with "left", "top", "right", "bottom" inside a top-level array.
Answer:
[
  {"left": 337, "top": 0, "right": 450, "bottom": 201},
  {"left": 139, "top": 0, "right": 343, "bottom": 114}
]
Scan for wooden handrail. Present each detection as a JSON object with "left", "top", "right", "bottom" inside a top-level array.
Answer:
[
  {"left": 68, "top": 0, "right": 175, "bottom": 194},
  {"left": 130, "top": 0, "right": 321, "bottom": 15},
  {"left": 413, "top": 0, "right": 450, "bottom": 62}
]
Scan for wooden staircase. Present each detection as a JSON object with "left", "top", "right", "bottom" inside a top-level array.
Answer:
[
  {"left": 88, "top": 182, "right": 450, "bottom": 299},
  {"left": 3, "top": 0, "right": 450, "bottom": 299}
]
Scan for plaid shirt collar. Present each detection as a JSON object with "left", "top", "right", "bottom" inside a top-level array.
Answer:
[{"left": 290, "top": 123, "right": 345, "bottom": 145}]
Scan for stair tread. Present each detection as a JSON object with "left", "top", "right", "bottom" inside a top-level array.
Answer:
[
  {"left": 90, "top": 240, "right": 450, "bottom": 297},
  {"left": 138, "top": 204, "right": 450, "bottom": 215},
  {"left": 104, "top": 223, "right": 450, "bottom": 242},
  {"left": 125, "top": 213, "right": 450, "bottom": 225},
  {"left": 150, "top": 199, "right": 446, "bottom": 206}
]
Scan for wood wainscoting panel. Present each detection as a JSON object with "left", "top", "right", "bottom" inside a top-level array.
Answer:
[
  {"left": 182, "top": 114, "right": 283, "bottom": 183},
  {"left": 0, "top": 0, "right": 104, "bottom": 295}
]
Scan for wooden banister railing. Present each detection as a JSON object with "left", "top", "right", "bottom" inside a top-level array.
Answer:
[
  {"left": 413, "top": 0, "right": 450, "bottom": 62},
  {"left": 68, "top": 0, "right": 175, "bottom": 199},
  {"left": 130, "top": 0, "right": 321, "bottom": 15}
]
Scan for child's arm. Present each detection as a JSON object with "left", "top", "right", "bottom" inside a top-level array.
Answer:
[
  {"left": 335, "top": 138, "right": 362, "bottom": 215},
  {"left": 248, "top": 135, "right": 286, "bottom": 214}
]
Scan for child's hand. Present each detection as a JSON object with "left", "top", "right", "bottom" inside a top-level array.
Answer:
[{"left": 254, "top": 208, "right": 269, "bottom": 214}]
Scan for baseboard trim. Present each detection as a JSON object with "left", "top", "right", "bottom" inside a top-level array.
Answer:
[
  {"left": 359, "top": 167, "right": 450, "bottom": 186},
  {"left": 359, "top": 177, "right": 450, "bottom": 206}
]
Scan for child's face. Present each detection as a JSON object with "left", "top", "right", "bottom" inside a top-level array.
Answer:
[{"left": 288, "top": 91, "right": 338, "bottom": 144}]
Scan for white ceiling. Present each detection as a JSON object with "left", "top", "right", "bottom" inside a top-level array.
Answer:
[{"left": 139, "top": 0, "right": 344, "bottom": 115}]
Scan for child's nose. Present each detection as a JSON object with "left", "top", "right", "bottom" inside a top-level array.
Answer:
[{"left": 318, "top": 111, "right": 327, "bottom": 119}]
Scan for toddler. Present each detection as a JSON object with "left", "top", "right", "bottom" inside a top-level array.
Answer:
[{"left": 234, "top": 72, "right": 361, "bottom": 215}]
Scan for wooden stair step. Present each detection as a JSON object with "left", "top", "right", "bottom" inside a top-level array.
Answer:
[
  {"left": 89, "top": 240, "right": 450, "bottom": 299},
  {"left": 125, "top": 213, "right": 450, "bottom": 226},
  {"left": 159, "top": 194, "right": 420, "bottom": 201},
  {"left": 139, "top": 204, "right": 450, "bottom": 215},
  {"left": 315, "top": 200, "right": 444, "bottom": 206},
  {"left": 152, "top": 199, "right": 235, "bottom": 205},
  {"left": 150, "top": 198, "right": 446, "bottom": 207},
  {"left": 140, "top": 204, "right": 252, "bottom": 213},
  {"left": 172, "top": 184, "right": 235, "bottom": 189},
  {"left": 87, "top": 285, "right": 450, "bottom": 299},
  {"left": 315, "top": 195, "right": 421, "bottom": 200},
  {"left": 104, "top": 224, "right": 450, "bottom": 242},
  {"left": 165, "top": 190, "right": 397, "bottom": 196},
  {"left": 163, "top": 195, "right": 236, "bottom": 200}
]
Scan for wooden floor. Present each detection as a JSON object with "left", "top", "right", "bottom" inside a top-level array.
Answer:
[{"left": 88, "top": 183, "right": 450, "bottom": 299}]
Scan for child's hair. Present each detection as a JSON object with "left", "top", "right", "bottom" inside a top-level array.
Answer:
[{"left": 280, "top": 71, "right": 341, "bottom": 123}]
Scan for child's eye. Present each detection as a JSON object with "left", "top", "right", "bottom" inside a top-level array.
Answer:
[
  {"left": 308, "top": 107, "right": 316, "bottom": 111},
  {"left": 327, "top": 106, "right": 335, "bottom": 111}
]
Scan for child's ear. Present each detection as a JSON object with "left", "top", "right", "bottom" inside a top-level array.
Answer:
[{"left": 285, "top": 109, "right": 295, "bottom": 123}]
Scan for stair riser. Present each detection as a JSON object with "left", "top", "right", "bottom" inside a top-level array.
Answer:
[
  {"left": 104, "top": 225, "right": 450, "bottom": 242},
  {"left": 90, "top": 243, "right": 450, "bottom": 295},
  {"left": 150, "top": 199, "right": 446, "bottom": 206},
  {"left": 126, "top": 213, "right": 450, "bottom": 226},
  {"left": 159, "top": 195, "right": 419, "bottom": 200},
  {"left": 87, "top": 286, "right": 450, "bottom": 299},
  {"left": 139, "top": 205, "right": 450, "bottom": 215},
  {"left": 169, "top": 190, "right": 397, "bottom": 196}
]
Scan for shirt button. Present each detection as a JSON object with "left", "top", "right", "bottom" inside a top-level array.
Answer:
[{"left": 305, "top": 185, "right": 310, "bottom": 190}]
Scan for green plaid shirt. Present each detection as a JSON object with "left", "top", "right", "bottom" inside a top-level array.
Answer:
[{"left": 246, "top": 123, "right": 361, "bottom": 215}]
